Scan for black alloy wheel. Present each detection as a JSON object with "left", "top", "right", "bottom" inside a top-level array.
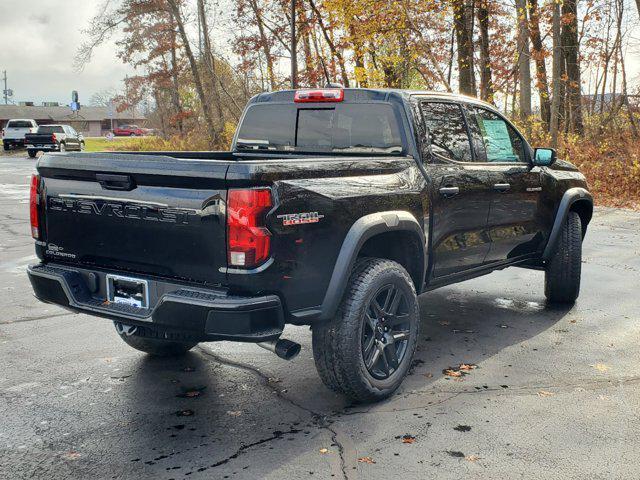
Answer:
[{"left": 362, "top": 284, "right": 412, "bottom": 379}]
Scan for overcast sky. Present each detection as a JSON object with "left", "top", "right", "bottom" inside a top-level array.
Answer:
[
  {"left": 0, "top": 0, "right": 135, "bottom": 105},
  {"left": 0, "top": 0, "right": 638, "bottom": 107}
]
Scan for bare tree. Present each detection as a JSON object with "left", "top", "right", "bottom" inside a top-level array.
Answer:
[
  {"left": 528, "top": 0, "right": 551, "bottom": 128},
  {"left": 166, "top": 0, "right": 218, "bottom": 144}
]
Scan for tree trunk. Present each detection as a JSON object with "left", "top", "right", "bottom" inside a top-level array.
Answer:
[
  {"left": 167, "top": 0, "right": 217, "bottom": 145},
  {"left": 168, "top": 33, "right": 184, "bottom": 134},
  {"left": 550, "top": 0, "right": 563, "bottom": 148},
  {"left": 452, "top": 0, "right": 476, "bottom": 96},
  {"left": 561, "top": 0, "right": 583, "bottom": 134},
  {"left": 197, "top": 0, "right": 225, "bottom": 131},
  {"left": 249, "top": 0, "right": 278, "bottom": 90},
  {"left": 476, "top": 0, "right": 493, "bottom": 102},
  {"left": 528, "top": 0, "right": 551, "bottom": 128},
  {"left": 516, "top": 0, "right": 532, "bottom": 120}
]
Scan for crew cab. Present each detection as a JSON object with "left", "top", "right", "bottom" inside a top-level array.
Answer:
[
  {"left": 2, "top": 119, "right": 38, "bottom": 150},
  {"left": 27, "top": 88, "right": 592, "bottom": 402},
  {"left": 25, "top": 124, "right": 84, "bottom": 158},
  {"left": 113, "top": 124, "right": 144, "bottom": 136}
]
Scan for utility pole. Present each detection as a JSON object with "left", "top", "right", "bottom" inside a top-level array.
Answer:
[
  {"left": 3, "top": 70, "right": 7, "bottom": 105},
  {"left": 290, "top": 0, "right": 297, "bottom": 89}
]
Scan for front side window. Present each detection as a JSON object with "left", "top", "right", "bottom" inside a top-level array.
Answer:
[
  {"left": 468, "top": 107, "right": 525, "bottom": 163},
  {"left": 421, "top": 102, "right": 473, "bottom": 162}
]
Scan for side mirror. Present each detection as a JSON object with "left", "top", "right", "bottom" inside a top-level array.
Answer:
[{"left": 533, "top": 147, "right": 556, "bottom": 167}]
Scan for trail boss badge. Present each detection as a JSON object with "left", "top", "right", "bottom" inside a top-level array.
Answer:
[{"left": 277, "top": 212, "right": 324, "bottom": 226}]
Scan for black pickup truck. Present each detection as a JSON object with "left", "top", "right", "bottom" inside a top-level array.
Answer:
[
  {"left": 25, "top": 124, "right": 85, "bottom": 158},
  {"left": 27, "top": 88, "right": 592, "bottom": 402}
]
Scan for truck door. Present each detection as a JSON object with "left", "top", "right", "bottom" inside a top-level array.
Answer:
[
  {"left": 464, "top": 105, "right": 545, "bottom": 263},
  {"left": 420, "top": 101, "right": 493, "bottom": 278}
]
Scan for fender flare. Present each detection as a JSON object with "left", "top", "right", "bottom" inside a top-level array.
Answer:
[
  {"left": 293, "top": 211, "right": 426, "bottom": 322},
  {"left": 542, "top": 187, "right": 593, "bottom": 261}
]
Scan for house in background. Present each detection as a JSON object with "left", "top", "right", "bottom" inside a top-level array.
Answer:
[{"left": 0, "top": 103, "right": 145, "bottom": 136}]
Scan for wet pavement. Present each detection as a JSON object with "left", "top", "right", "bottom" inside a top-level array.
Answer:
[{"left": 1, "top": 154, "right": 640, "bottom": 479}]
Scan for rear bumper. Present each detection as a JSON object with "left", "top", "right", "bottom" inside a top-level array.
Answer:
[{"left": 27, "top": 263, "right": 284, "bottom": 342}]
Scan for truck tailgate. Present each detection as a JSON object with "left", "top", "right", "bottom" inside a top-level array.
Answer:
[{"left": 37, "top": 152, "right": 230, "bottom": 285}]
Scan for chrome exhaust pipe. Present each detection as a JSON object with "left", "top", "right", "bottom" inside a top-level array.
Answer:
[{"left": 257, "top": 338, "right": 301, "bottom": 360}]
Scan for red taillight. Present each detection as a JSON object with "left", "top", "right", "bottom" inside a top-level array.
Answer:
[
  {"left": 51, "top": 133, "right": 57, "bottom": 142},
  {"left": 30, "top": 174, "right": 40, "bottom": 239},
  {"left": 294, "top": 89, "right": 344, "bottom": 103},
  {"left": 227, "top": 188, "right": 272, "bottom": 268}
]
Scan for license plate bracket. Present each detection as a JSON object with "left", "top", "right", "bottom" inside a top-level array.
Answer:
[{"left": 106, "top": 274, "right": 149, "bottom": 309}]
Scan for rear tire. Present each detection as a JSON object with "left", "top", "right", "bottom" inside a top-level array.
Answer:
[
  {"left": 115, "top": 323, "right": 197, "bottom": 357},
  {"left": 3, "top": 143, "right": 9, "bottom": 151},
  {"left": 58, "top": 142, "right": 66, "bottom": 153},
  {"left": 545, "top": 211, "right": 582, "bottom": 304},
  {"left": 312, "top": 258, "right": 419, "bottom": 403},
  {"left": 27, "top": 150, "right": 37, "bottom": 158}
]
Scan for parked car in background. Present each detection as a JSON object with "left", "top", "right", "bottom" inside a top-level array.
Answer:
[
  {"left": 113, "top": 124, "right": 145, "bottom": 136},
  {"left": 2, "top": 119, "right": 38, "bottom": 150},
  {"left": 25, "top": 124, "right": 84, "bottom": 158}
]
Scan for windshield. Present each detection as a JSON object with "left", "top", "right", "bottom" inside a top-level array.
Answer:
[
  {"left": 7, "top": 120, "right": 33, "bottom": 128},
  {"left": 37, "top": 126, "right": 64, "bottom": 134},
  {"left": 236, "top": 103, "right": 404, "bottom": 155}
]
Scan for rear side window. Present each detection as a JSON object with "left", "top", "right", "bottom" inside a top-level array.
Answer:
[
  {"left": 421, "top": 102, "right": 472, "bottom": 162},
  {"left": 38, "top": 126, "right": 64, "bottom": 134},
  {"left": 7, "top": 120, "right": 34, "bottom": 128},
  {"left": 236, "top": 103, "right": 403, "bottom": 154}
]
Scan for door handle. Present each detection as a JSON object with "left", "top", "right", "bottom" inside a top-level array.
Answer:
[
  {"left": 439, "top": 186, "right": 460, "bottom": 198},
  {"left": 493, "top": 183, "right": 511, "bottom": 192}
]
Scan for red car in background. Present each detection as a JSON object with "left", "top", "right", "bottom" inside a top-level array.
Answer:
[{"left": 113, "top": 124, "right": 145, "bottom": 136}]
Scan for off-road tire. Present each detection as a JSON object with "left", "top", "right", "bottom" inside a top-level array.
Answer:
[
  {"left": 27, "top": 150, "right": 37, "bottom": 158},
  {"left": 545, "top": 211, "right": 582, "bottom": 304},
  {"left": 312, "top": 258, "right": 420, "bottom": 403},
  {"left": 115, "top": 324, "right": 197, "bottom": 357}
]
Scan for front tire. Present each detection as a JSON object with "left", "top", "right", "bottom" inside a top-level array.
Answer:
[
  {"left": 27, "top": 150, "right": 37, "bottom": 158},
  {"left": 312, "top": 258, "right": 419, "bottom": 403},
  {"left": 545, "top": 211, "right": 582, "bottom": 304},
  {"left": 114, "top": 323, "right": 197, "bottom": 357}
]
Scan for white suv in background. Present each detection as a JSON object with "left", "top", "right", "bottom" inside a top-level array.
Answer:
[{"left": 2, "top": 119, "right": 38, "bottom": 150}]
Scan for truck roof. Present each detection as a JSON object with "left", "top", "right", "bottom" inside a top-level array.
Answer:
[{"left": 251, "top": 88, "right": 495, "bottom": 109}]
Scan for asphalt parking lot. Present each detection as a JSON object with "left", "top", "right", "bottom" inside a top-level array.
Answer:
[{"left": 1, "top": 153, "right": 639, "bottom": 480}]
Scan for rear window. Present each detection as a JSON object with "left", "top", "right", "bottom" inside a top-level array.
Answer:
[
  {"left": 236, "top": 103, "right": 404, "bottom": 154},
  {"left": 37, "top": 126, "right": 64, "bottom": 134},
  {"left": 7, "top": 120, "right": 34, "bottom": 128}
]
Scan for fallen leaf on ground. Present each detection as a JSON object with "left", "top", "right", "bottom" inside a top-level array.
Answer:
[
  {"left": 61, "top": 451, "right": 81, "bottom": 460},
  {"left": 183, "top": 367, "right": 195, "bottom": 372},
  {"left": 319, "top": 448, "right": 329, "bottom": 454},
  {"left": 401, "top": 434, "right": 416, "bottom": 444},
  {"left": 465, "top": 455, "right": 480, "bottom": 462},
  {"left": 226, "top": 410, "right": 242, "bottom": 417},
  {"left": 538, "top": 390, "right": 554, "bottom": 397},
  {"left": 176, "top": 409, "right": 194, "bottom": 417},
  {"left": 592, "top": 363, "right": 609, "bottom": 372},
  {"left": 438, "top": 320, "right": 450, "bottom": 326},
  {"left": 177, "top": 386, "right": 207, "bottom": 398},
  {"left": 423, "top": 372, "right": 433, "bottom": 378},
  {"left": 458, "top": 364, "right": 477, "bottom": 371},
  {"left": 358, "top": 456, "right": 376, "bottom": 464}
]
